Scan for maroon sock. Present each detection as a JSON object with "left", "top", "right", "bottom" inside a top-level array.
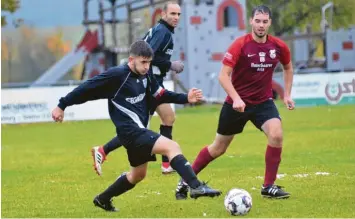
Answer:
[
  {"left": 192, "top": 146, "right": 215, "bottom": 175},
  {"left": 264, "top": 145, "right": 282, "bottom": 187}
]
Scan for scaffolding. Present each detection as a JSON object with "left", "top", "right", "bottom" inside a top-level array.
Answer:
[{"left": 82, "top": 0, "right": 182, "bottom": 49}]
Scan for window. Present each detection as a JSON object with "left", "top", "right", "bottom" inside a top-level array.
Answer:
[
  {"left": 195, "top": 0, "right": 214, "bottom": 5},
  {"left": 217, "top": 0, "right": 246, "bottom": 31},
  {"left": 223, "top": 6, "right": 238, "bottom": 27}
]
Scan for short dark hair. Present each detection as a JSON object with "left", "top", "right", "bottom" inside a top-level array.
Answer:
[
  {"left": 163, "top": 1, "right": 179, "bottom": 11},
  {"left": 251, "top": 5, "right": 272, "bottom": 19},
  {"left": 129, "top": 40, "right": 154, "bottom": 58}
]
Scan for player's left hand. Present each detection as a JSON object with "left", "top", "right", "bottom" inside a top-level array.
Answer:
[
  {"left": 170, "top": 61, "right": 184, "bottom": 73},
  {"left": 52, "top": 106, "right": 65, "bottom": 122},
  {"left": 187, "top": 88, "right": 203, "bottom": 103},
  {"left": 283, "top": 95, "right": 295, "bottom": 110}
]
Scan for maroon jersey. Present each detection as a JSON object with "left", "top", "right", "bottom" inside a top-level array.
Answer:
[{"left": 222, "top": 33, "right": 291, "bottom": 105}]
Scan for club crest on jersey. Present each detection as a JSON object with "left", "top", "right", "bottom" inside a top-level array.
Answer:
[
  {"left": 142, "top": 78, "right": 147, "bottom": 88},
  {"left": 259, "top": 52, "right": 266, "bottom": 62},
  {"left": 269, "top": 49, "right": 276, "bottom": 59}
]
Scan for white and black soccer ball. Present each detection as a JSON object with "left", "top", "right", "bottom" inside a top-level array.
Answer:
[{"left": 224, "top": 188, "right": 252, "bottom": 216}]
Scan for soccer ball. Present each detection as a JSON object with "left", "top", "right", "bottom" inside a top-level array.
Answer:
[{"left": 224, "top": 188, "right": 252, "bottom": 216}]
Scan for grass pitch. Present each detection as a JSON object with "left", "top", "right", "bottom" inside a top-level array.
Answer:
[{"left": 2, "top": 103, "right": 355, "bottom": 217}]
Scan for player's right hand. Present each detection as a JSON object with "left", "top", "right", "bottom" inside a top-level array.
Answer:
[
  {"left": 187, "top": 88, "right": 203, "bottom": 103},
  {"left": 170, "top": 61, "right": 184, "bottom": 73},
  {"left": 52, "top": 107, "right": 65, "bottom": 123},
  {"left": 232, "top": 98, "right": 246, "bottom": 112}
]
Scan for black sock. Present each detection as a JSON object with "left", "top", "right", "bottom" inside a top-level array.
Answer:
[
  {"left": 160, "top": 125, "right": 173, "bottom": 163},
  {"left": 170, "top": 154, "right": 201, "bottom": 189},
  {"left": 103, "top": 136, "right": 122, "bottom": 155},
  {"left": 98, "top": 173, "right": 135, "bottom": 201}
]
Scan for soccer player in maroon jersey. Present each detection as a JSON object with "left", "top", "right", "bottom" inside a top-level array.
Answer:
[{"left": 175, "top": 5, "right": 295, "bottom": 199}]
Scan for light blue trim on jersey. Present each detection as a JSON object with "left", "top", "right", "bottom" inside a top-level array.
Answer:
[{"left": 111, "top": 100, "right": 145, "bottom": 128}]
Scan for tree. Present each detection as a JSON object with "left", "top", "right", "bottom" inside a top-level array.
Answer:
[
  {"left": 1, "top": 0, "right": 20, "bottom": 26},
  {"left": 1, "top": 26, "right": 75, "bottom": 83},
  {"left": 247, "top": 0, "right": 354, "bottom": 36}
]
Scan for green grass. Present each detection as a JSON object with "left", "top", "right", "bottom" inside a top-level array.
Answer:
[{"left": 2, "top": 103, "right": 355, "bottom": 218}]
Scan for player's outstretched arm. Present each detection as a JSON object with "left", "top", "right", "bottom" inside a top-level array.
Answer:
[
  {"left": 154, "top": 87, "right": 203, "bottom": 105},
  {"left": 149, "top": 73, "right": 202, "bottom": 104},
  {"left": 52, "top": 68, "right": 123, "bottom": 122}
]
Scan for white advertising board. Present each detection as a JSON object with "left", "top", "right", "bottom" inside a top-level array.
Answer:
[
  {"left": 291, "top": 72, "right": 355, "bottom": 106},
  {"left": 2, "top": 81, "right": 174, "bottom": 124}
]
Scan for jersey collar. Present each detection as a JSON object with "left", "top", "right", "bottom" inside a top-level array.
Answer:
[{"left": 159, "top": 19, "right": 175, "bottom": 33}]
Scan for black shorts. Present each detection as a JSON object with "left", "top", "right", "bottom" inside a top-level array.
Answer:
[
  {"left": 217, "top": 99, "right": 281, "bottom": 135},
  {"left": 117, "top": 126, "right": 161, "bottom": 167}
]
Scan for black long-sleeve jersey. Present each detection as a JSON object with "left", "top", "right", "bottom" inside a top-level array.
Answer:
[
  {"left": 143, "top": 19, "right": 174, "bottom": 77},
  {"left": 58, "top": 64, "right": 188, "bottom": 129}
]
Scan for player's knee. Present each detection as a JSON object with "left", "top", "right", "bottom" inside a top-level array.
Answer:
[
  {"left": 216, "top": 144, "right": 228, "bottom": 156},
  {"left": 133, "top": 172, "right": 147, "bottom": 183},
  {"left": 127, "top": 170, "right": 146, "bottom": 184},
  {"left": 166, "top": 141, "right": 182, "bottom": 158},
  {"left": 135, "top": 172, "right": 147, "bottom": 183},
  {"left": 161, "top": 113, "right": 175, "bottom": 126},
  {"left": 268, "top": 130, "right": 283, "bottom": 145},
  {"left": 210, "top": 141, "right": 229, "bottom": 157},
  {"left": 170, "top": 141, "right": 181, "bottom": 153}
]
